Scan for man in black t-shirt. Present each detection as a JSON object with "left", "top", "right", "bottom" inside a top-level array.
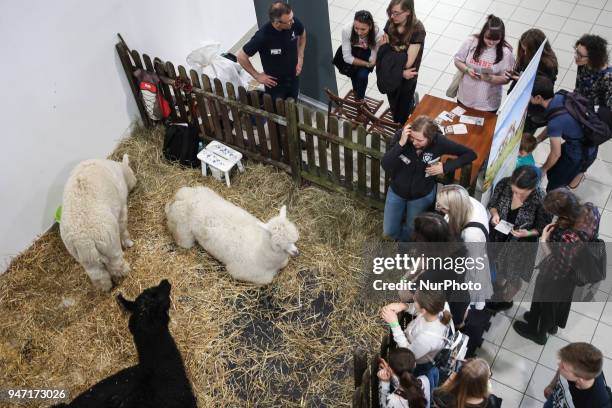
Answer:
[
  {"left": 237, "top": 1, "right": 306, "bottom": 102},
  {"left": 543, "top": 342, "right": 612, "bottom": 408}
]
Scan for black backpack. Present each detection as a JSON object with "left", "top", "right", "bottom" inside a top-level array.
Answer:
[
  {"left": 163, "top": 123, "right": 200, "bottom": 167},
  {"left": 547, "top": 90, "right": 612, "bottom": 147}
]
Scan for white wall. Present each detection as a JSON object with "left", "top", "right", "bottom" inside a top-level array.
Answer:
[{"left": 0, "top": 0, "right": 256, "bottom": 273}]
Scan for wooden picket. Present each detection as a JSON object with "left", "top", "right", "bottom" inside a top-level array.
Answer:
[{"left": 116, "top": 41, "right": 476, "bottom": 210}]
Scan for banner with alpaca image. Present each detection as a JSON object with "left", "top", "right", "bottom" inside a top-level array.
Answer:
[{"left": 480, "top": 41, "right": 547, "bottom": 205}]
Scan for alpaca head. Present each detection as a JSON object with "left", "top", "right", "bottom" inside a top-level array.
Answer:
[
  {"left": 117, "top": 279, "right": 172, "bottom": 336},
  {"left": 121, "top": 154, "right": 137, "bottom": 192},
  {"left": 259, "top": 205, "right": 299, "bottom": 256}
]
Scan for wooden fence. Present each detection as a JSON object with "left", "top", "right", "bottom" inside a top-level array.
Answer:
[{"left": 116, "top": 41, "right": 473, "bottom": 209}]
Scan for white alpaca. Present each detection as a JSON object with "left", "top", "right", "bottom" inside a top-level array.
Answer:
[
  {"left": 60, "top": 154, "right": 137, "bottom": 291},
  {"left": 165, "top": 186, "right": 299, "bottom": 285}
]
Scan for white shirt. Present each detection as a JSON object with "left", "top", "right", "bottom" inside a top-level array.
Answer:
[
  {"left": 390, "top": 304, "right": 448, "bottom": 364},
  {"left": 379, "top": 374, "right": 431, "bottom": 408},
  {"left": 341, "top": 23, "right": 383, "bottom": 65},
  {"left": 462, "top": 196, "right": 493, "bottom": 306}
]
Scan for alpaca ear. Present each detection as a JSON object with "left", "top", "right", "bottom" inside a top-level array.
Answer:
[
  {"left": 258, "top": 221, "right": 270, "bottom": 232},
  {"left": 279, "top": 205, "right": 287, "bottom": 219},
  {"left": 117, "top": 294, "right": 135, "bottom": 312},
  {"left": 159, "top": 279, "right": 171, "bottom": 295}
]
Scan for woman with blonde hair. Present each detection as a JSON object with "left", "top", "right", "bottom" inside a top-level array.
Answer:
[
  {"left": 432, "top": 358, "right": 501, "bottom": 407},
  {"left": 436, "top": 185, "right": 493, "bottom": 306}
]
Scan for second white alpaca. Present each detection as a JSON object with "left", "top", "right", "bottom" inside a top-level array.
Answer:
[{"left": 165, "top": 186, "right": 299, "bottom": 285}]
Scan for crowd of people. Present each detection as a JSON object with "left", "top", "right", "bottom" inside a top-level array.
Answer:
[{"left": 237, "top": 1, "right": 612, "bottom": 407}]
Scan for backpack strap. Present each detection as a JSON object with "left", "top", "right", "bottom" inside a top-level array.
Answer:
[{"left": 464, "top": 222, "right": 489, "bottom": 241}]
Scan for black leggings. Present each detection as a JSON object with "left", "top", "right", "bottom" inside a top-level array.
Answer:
[{"left": 387, "top": 77, "right": 417, "bottom": 124}]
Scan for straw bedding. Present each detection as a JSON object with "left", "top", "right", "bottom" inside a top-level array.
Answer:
[{"left": 0, "top": 125, "right": 384, "bottom": 407}]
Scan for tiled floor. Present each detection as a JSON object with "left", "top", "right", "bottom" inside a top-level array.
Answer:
[{"left": 327, "top": 0, "right": 612, "bottom": 406}]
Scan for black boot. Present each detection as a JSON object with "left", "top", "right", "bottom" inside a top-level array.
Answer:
[
  {"left": 513, "top": 320, "right": 547, "bottom": 345},
  {"left": 523, "top": 312, "right": 557, "bottom": 334}
]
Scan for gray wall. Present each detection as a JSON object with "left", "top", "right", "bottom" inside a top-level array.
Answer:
[{"left": 253, "top": 0, "right": 337, "bottom": 102}]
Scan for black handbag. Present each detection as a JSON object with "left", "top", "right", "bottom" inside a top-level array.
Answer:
[{"left": 332, "top": 45, "right": 374, "bottom": 77}]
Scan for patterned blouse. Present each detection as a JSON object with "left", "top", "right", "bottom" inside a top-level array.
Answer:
[{"left": 575, "top": 65, "right": 612, "bottom": 109}]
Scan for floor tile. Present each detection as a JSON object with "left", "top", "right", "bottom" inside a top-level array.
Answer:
[
  {"left": 432, "top": 71, "right": 457, "bottom": 92},
  {"left": 332, "top": 0, "right": 356, "bottom": 11},
  {"left": 560, "top": 65, "right": 577, "bottom": 88},
  {"left": 555, "top": 49, "right": 574, "bottom": 70},
  {"left": 556, "top": 310, "right": 598, "bottom": 343},
  {"left": 574, "top": 179, "right": 612, "bottom": 209},
  {"left": 506, "top": 21, "right": 533, "bottom": 40},
  {"left": 491, "top": 379, "right": 525, "bottom": 406},
  {"left": 486, "top": 2, "right": 517, "bottom": 19},
  {"left": 424, "top": 34, "right": 441, "bottom": 52},
  {"left": 427, "top": 87, "right": 455, "bottom": 101},
  {"left": 492, "top": 348, "right": 538, "bottom": 392},
  {"left": 580, "top": 0, "right": 607, "bottom": 8},
  {"left": 525, "top": 364, "right": 555, "bottom": 402},
  {"left": 432, "top": 36, "right": 464, "bottom": 56},
  {"left": 453, "top": 9, "right": 486, "bottom": 28},
  {"left": 440, "top": 0, "right": 467, "bottom": 6},
  {"left": 328, "top": 5, "right": 352, "bottom": 24},
  {"left": 603, "top": 357, "right": 612, "bottom": 380},
  {"left": 444, "top": 21, "right": 475, "bottom": 39},
  {"left": 571, "top": 5, "right": 602, "bottom": 22},
  {"left": 415, "top": 1, "right": 436, "bottom": 18},
  {"left": 520, "top": 0, "right": 547, "bottom": 11},
  {"left": 511, "top": 7, "right": 541, "bottom": 25},
  {"left": 599, "top": 300, "right": 612, "bottom": 326},
  {"left": 570, "top": 290, "right": 608, "bottom": 321},
  {"left": 422, "top": 50, "right": 453, "bottom": 71},
  {"left": 562, "top": 18, "right": 595, "bottom": 37},
  {"left": 592, "top": 322, "right": 612, "bottom": 359},
  {"left": 591, "top": 25, "right": 612, "bottom": 41},
  {"left": 606, "top": 0, "right": 612, "bottom": 11},
  {"left": 597, "top": 10, "right": 612, "bottom": 27},
  {"left": 544, "top": 0, "right": 576, "bottom": 17},
  {"left": 539, "top": 335, "right": 568, "bottom": 370},
  {"left": 502, "top": 323, "right": 545, "bottom": 361},
  {"left": 425, "top": 15, "right": 452, "bottom": 35},
  {"left": 431, "top": 3, "right": 461, "bottom": 21},
  {"left": 415, "top": 66, "right": 442, "bottom": 87},
  {"left": 477, "top": 339, "right": 501, "bottom": 366},
  {"left": 552, "top": 32, "right": 577, "bottom": 52},
  {"left": 536, "top": 13, "right": 567, "bottom": 31},
  {"left": 484, "top": 313, "right": 513, "bottom": 345},
  {"left": 463, "top": 0, "right": 493, "bottom": 12},
  {"left": 501, "top": 293, "right": 525, "bottom": 319},
  {"left": 597, "top": 141, "right": 612, "bottom": 163},
  {"left": 520, "top": 395, "right": 545, "bottom": 407}
]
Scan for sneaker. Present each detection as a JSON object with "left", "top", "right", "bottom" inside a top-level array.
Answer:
[{"left": 513, "top": 321, "right": 547, "bottom": 345}]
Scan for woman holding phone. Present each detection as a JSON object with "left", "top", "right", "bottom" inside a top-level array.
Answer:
[
  {"left": 453, "top": 15, "right": 514, "bottom": 112},
  {"left": 382, "top": 115, "right": 476, "bottom": 241}
]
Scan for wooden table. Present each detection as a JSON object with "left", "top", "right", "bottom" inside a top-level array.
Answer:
[{"left": 406, "top": 94, "right": 497, "bottom": 184}]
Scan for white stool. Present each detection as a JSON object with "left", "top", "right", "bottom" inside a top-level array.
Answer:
[{"left": 197, "top": 142, "right": 244, "bottom": 187}]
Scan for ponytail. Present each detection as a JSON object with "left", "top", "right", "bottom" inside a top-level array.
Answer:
[
  {"left": 440, "top": 309, "right": 452, "bottom": 325},
  {"left": 395, "top": 371, "right": 427, "bottom": 408}
]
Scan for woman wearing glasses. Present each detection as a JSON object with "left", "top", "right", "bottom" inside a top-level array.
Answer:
[
  {"left": 377, "top": 0, "right": 426, "bottom": 124},
  {"left": 336, "top": 10, "right": 383, "bottom": 101},
  {"left": 567, "top": 34, "right": 611, "bottom": 189}
]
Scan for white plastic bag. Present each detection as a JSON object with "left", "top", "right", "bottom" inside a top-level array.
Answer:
[{"left": 187, "top": 41, "right": 255, "bottom": 94}]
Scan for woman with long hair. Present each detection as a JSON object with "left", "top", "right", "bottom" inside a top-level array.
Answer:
[
  {"left": 382, "top": 116, "right": 476, "bottom": 241},
  {"left": 377, "top": 0, "right": 426, "bottom": 123},
  {"left": 432, "top": 358, "right": 501, "bottom": 407},
  {"left": 436, "top": 185, "right": 493, "bottom": 307},
  {"left": 453, "top": 15, "right": 514, "bottom": 112},
  {"left": 567, "top": 34, "right": 611, "bottom": 189},
  {"left": 486, "top": 165, "right": 551, "bottom": 311},
  {"left": 507, "top": 28, "right": 559, "bottom": 133},
  {"left": 378, "top": 348, "right": 429, "bottom": 408},
  {"left": 336, "top": 10, "right": 383, "bottom": 100},
  {"left": 513, "top": 188, "right": 601, "bottom": 345},
  {"left": 381, "top": 289, "right": 452, "bottom": 379}
]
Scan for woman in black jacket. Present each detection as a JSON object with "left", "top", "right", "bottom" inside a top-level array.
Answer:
[{"left": 382, "top": 115, "right": 476, "bottom": 241}]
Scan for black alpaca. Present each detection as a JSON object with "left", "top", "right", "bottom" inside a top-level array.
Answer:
[{"left": 53, "top": 279, "right": 197, "bottom": 408}]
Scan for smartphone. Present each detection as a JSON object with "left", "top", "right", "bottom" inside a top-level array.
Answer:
[
  {"left": 427, "top": 156, "right": 441, "bottom": 166},
  {"left": 552, "top": 215, "right": 559, "bottom": 224}
]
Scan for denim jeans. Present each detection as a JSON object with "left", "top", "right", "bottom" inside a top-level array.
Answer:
[
  {"left": 350, "top": 67, "right": 370, "bottom": 100},
  {"left": 383, "top": 186, "right": 436, "bottom": 241}
]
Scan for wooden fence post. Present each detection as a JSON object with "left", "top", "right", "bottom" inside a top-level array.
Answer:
[{"left": 285, "top": 99, "right": 302, "bottom": 184}]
